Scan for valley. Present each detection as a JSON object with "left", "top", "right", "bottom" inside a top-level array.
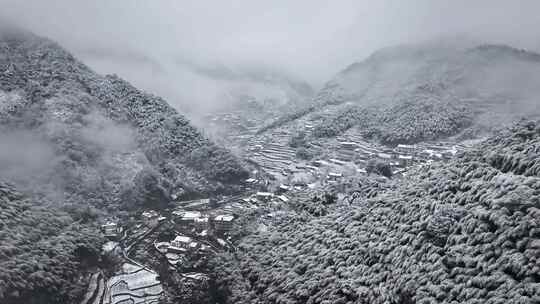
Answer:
[
  {"left": 78, "top": 98, "right": 482, "bottom": 303},
  {"left": 0, "top": 21, "right": 539, "bottom": 304}
]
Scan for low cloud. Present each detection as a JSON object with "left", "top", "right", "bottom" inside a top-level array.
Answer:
[
  {"left": 1, "top": 0, "right": 540, "bottom": 110},
  {"left": 0, "top": 130, "right": 60, "bottom": 184},
  {"left": 80, "top": 110, "right": 136, "bottom": 153}
]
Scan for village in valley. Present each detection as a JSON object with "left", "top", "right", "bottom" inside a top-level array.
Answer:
[
  {"left": 202, "top": 107, "right": 476, "bottom": 186},
  {"left": 83, "top": 109, "right": 479, "bottom": 304},
  {"left": 88, "top": 198, "right": 237, "bottom": 304},
  {"left": 86, "top": 181, "right": 303, "bottom": 303}
]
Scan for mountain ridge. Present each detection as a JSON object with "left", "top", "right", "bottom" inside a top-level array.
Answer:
[
  {"left": 0, "top": 27, "right": 248, "bottom": 208},
  {"left": 259, "top": 42, "right": 540, "bottom": 145},
  {"left": 0, "top": 26, "right": 250, "bottom": 304}
]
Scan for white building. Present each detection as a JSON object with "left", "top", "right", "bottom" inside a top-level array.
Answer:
[
  {"left": 256, "top": 192, "right": 274, "bottom": 202},
  {"left": 395, "top": 144, "right": 417, "bottom": 155},
  {"left": 189, "top": 242, "right": 200, "bottom": 251},
  {"left": 327, "top": 172, "right": 343, "bottom": 181},
  {"left": 357, "top": 168, "right": 367, "bottom": 174},
  {"left": 277, "top": 184, "right": 290, "bottom": 194},
  {"left": 182, "top": 211, "right": 202, "bottom": 220},
  {"left": 101, "top": 222, "right": 122, "bottom": 238},
  {"left": 277, "top": 195, "right": 290, "bottom": 203},
  {"left": 170, "top": 235, "right": 192, "bottom": 249},
  {"left": 175, "top": 211, "right": 203, "bottom": 226},
  {"left": 214, "top": 214, "right": 234, "bottom": 234},
  {"left": 194, "top": 217, "right": 209, "bottom": 231},
  {"left": 141, "top": 210, "right": 160, "bottom": 227},
  {"left": 329, "top": 158, "right": 347, "bottom": 165},
  {"left": 245, "top": 178, "right": 258, "bottom": 184},
  {"left": 377, "top": 153, "right": 393, "bottom": 160}
]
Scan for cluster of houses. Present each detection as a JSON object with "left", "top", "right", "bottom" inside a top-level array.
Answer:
[
  {"left": 152, "top": 211, "right": 236, "bottom": 260},
  {"left": 256, "top": 191, "right": 287, "bottom": 203},
  {"left": 332, "top": 140, "right": 461, "bottom": 173},
  {"left": 151, "top": 211, "right": 236, "bottom": 259},
  {"left": 238, "top": 191, "right": 291, "bottom": 207},
  {"left": 167, "top": 235, "right": 203, "bottom": 254},
  {"left": 244, "top": 176, "right": 271, "bottom": 189},
  {"left": 284, "top": 140, "right": 461, "bottom": 182},
  {"left": 100, "top": 208, "right": 235, "bottom": 242},
  {"left": 244, "top": 135, "right": 461, "bottom": 192},
  {"left": 391, "top": 143, "right": 457, "bottom": 163},
  {"left": 171, "top": 210, "right": 235, "bottom": 235},
  {"left": 154, "top": 234, "right": 213, "bottom": 258}
]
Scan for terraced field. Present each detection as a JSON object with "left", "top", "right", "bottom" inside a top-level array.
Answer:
[
  {"left": 247, "top": 132, "right": 297, "bottom": 179},
  {"left": 101, "top": 263, "right": 163, "bottom": 304}
]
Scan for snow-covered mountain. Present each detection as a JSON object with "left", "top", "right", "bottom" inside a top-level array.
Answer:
[
  {"left": 262, "top": 41, "right": 540, "bottom": 144},
  {"left": 0, "top": 27, "right": 248, "bottom": 209}
]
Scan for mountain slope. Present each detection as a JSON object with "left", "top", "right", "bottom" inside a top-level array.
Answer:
[
  {"left": 0, "top": 181, "right": 104, "bottom": 304},
  {"left": 261, "top": 42, "right": 540, "bottom": 145},
  {"left": 0, "top": 28, "right": 248, "bottom": 209},
  {"left": 212, "top": 120, "right": 540, "bottom": 303}
]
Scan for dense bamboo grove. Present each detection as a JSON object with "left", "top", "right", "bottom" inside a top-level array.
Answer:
[
  {"left": 312, "top": 98, "right": 472, "bottom": 145},
  {"left": 0, "top": 183, "right": 104, "bottom": 304},
  {"left": 210, "top": 121, "right": 540, "bottom": 303}
]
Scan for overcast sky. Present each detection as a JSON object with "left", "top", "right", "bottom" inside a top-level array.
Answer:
[{"left": 2, "top": 0, "right": 540, "bottom": 86}]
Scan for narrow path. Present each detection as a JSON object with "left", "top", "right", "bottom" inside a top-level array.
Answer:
[
  {"left": 80, "top": 272, "right": 101, "bottom": 304},
  {"left": 90, "top": 276, "right": 105, "bottom": 304}
]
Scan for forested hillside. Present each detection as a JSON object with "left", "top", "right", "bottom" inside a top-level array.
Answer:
[
  {"left": 211, "top": 120, "right": 540, "bottom": 303},
  {"left": 0, "top": 182, "right": 105, "bottom": 304},
  {"left": 261, "top": 42, "right": 540, "bottom": 144},
  {"left": 0, "top": 27, "right": 248, "bottom": 304},
  {"left": 0, "top": 27, "right": 248, "bottom": 210}
]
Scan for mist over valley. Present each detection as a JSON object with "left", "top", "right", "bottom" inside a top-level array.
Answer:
[{"left": 0, "top": 1, "right": 539, "bottom": 303}]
